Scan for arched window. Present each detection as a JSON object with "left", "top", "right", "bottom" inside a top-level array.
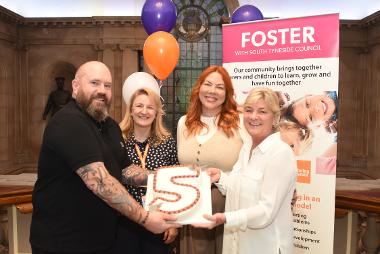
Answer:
[{"left": 160, "top": 0, "right": 229, "bottom": 134}]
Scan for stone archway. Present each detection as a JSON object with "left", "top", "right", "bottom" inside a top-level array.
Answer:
[{"left": 47, "top": 61, "right": 76, "bottom": 93}]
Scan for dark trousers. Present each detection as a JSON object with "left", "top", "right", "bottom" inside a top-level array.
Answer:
[
  {"left": 32, "top": 245, "right": 113, "bottom": 254},
  {"left": 113, "top": 217, "right": 168, "bottom": 254}
]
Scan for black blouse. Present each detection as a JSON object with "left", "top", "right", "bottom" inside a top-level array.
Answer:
[{"left": 124, "top": 135, "right": 179, "bottom": 205}]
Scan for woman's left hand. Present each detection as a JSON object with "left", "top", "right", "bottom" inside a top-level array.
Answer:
[
  {"left": 192, "top": 213, "right": 226, "bottom": 229},
  {"left": 163, "top": 227, "right": 178, "bottom": 244}
]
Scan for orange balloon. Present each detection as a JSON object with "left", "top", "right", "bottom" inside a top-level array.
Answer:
[{"left": 143, "top": 31, "right": 180, "bottom": 81}]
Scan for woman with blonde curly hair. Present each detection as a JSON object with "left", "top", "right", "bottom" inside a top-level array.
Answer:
[
  {"left": 115, "top": 87, "right": 179, "bottom": 254},
  {"left": 177, "top": 66, "right": 244, "bottom": 254}
]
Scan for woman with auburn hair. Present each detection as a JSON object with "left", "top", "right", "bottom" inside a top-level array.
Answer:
[
  {"left": 115, "top": 88, "right": 179, "bottom": 254},
  {"left": 177, "top": 66, "right": 244, "bottom": 254}
]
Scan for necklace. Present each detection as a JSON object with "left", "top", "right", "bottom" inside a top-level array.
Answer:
[{"left": 135, "top": 143, "right": 150, "bottom": 170}]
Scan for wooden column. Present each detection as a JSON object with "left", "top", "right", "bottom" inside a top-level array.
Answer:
[
  {"left": 119, "top": 45, "right": 139, "bottom": 118},
  {"left": 14, "top": 44, "right": 31, "bottom": 165}
]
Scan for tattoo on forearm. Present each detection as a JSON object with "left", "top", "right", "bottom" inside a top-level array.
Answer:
[
  {"left": 77, "top": 162, "right": 143, "bottom": 223},
  {"left": 122, "top": 165, "right": 150, "bottom": 186}
]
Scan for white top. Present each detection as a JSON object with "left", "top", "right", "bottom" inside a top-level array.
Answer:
[
  {"left": 198, "top": 115, "right": 218, "bottom": 144},
  {"left": 215, "top": 132, "right": 297, "bottom": 254}
]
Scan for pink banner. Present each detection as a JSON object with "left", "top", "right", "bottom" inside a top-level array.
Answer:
[
  {"left": 223, "top": 14, "right": 339, "bottom": 63},
  {"left": 223, "top": 14, "right": 339, "bottom": 254}
]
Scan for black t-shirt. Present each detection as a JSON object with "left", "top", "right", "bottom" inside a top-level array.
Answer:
[{"left": 30, "top": 100, "right": 131, "bottom": 253}]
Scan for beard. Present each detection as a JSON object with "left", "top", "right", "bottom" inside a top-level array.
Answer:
[{"left": 76, "top": 89, "right": 111, "bottom": 122}]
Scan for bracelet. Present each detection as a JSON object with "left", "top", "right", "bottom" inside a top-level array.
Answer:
[{"left": 141, "top": 211, "right": 150, "bottom": 225}]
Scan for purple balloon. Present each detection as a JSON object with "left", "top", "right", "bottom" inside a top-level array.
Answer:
[
  {"left": 231, "top": 5, "right": 263, "bottom": 23},
  {"left": 141, "top": 0, "right": 177, "bottom": 35}
]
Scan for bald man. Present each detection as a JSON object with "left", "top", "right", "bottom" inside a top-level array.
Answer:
[{"left": 30, "top": 61, "right": 178, "bottom": 254}]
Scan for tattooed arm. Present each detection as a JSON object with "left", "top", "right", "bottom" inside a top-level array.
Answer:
[
  {"left": 76, "top": 161, "right": 179, "bottom": 233},
  {"left": 121, "top": 164, "right": 154, "bottom": 187},
  {"left": 77, "top": 162, "right": 143, "bottom": 222}
]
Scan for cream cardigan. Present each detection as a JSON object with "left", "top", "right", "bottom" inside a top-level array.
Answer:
[{"left": 177, "top": 115, "right": 243, "bottom": 172}]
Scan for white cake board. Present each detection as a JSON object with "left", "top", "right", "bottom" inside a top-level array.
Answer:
[{"left": 144, "top": 166, "right": 212, "bottom": 225}]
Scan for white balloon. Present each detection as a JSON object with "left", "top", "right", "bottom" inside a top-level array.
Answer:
[{"left": 122, "top": 72, "right": 160, "bottom": 105}]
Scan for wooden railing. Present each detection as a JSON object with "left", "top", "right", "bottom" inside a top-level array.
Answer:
[
  {"left": 0, "top": 175, "right": 378, "bottom": 254},
  {"left": 336, "top": 178, "right": 380, "bottom": 254}
]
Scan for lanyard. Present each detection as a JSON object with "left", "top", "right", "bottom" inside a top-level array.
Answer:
[{"left": 135, "top": 143, "right": 150, "bottom": 170}]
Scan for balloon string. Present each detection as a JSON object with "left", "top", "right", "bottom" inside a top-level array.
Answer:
[{"left": 159, "top": 80, "right": 164, "bottom": 102}]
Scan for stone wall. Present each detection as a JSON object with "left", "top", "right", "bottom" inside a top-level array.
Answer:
[
  {"left": 0, "top": 6, "right": 145, "bottom": 171},
  {"left": 0, "top": 8, "right": 19, "bottom": 173},
  {"left": 0, "top": 5, "right": 380, "bottom": 179},
  {"left": 339, "top": 12, "right": 380, "bottom": 178}
]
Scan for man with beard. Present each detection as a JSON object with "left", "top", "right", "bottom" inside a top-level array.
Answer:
[{"left": 30, "top": 61, "right": 178, "bottom": 254}]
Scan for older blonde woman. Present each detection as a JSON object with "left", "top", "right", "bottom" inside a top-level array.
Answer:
[{"left": 199, "top": 87, "right": 297, "bottom": 254}]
